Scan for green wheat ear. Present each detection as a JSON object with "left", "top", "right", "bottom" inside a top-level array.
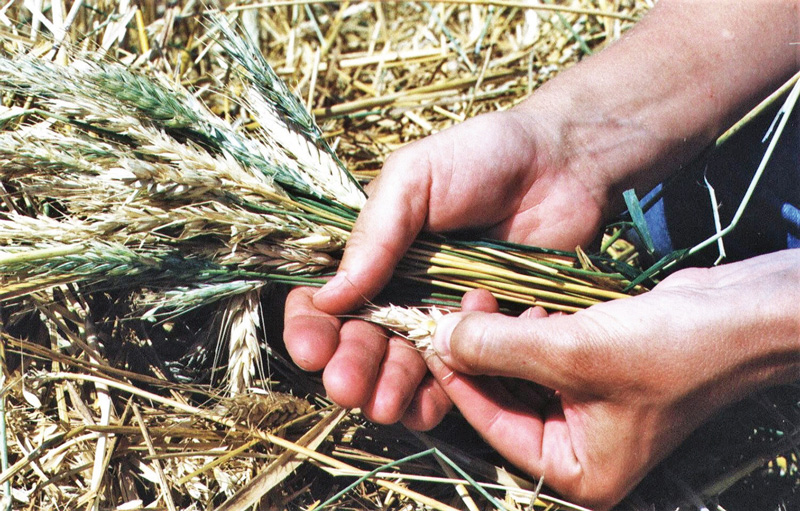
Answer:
[
  {"left": 211, "top": 13, "right": 320, "bottom": 140},
  {"left": 211, "top": 13, "right": 367, "bottom": 210}
]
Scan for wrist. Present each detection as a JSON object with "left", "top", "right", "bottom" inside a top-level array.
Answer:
[
  {"left": 662, "top": 250, "right": 800, "bottom": 410},
  {"left": 513, "top": 0, "right": 800, "bottom": 217}
]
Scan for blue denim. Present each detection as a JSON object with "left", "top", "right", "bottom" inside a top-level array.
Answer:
[{"left": 639, "top": 95, "right": 799, "bottom": 267}]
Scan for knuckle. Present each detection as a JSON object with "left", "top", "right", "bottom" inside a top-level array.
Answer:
[{"left": 381, "top": 143, "right": 422, "bottom": 175}]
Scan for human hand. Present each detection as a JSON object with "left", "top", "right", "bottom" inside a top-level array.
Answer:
[
  {"left": 284, "top": 107, "right": 609, "bottom": 428},
  {"left": 284, "top": 0, "right": 800, "bottom": 432},
  {"left": 427, "top": 250, "right": 800, "bottom": 509}
]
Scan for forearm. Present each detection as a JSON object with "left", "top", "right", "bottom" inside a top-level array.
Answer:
[{"left": 516, "top": 0, "right": 800, "bottom": 217}]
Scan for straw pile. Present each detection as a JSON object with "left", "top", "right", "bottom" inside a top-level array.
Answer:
[{"left": 0, "top": 1, "right": 797, "bottom": 510}]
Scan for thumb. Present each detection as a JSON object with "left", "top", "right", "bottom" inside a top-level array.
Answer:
[
  {"left": 432, "top": 311, "right": 581, "bottom": 391},
  {"left": 312, "top": 147, "right": 433, "bottom": 316}
]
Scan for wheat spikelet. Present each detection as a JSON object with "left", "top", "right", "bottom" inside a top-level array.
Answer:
[
  {"left": 0, "top": 214, "right": 102, "bottom": 245},
  {"left": 0, "top": 238, "right": 240, "bottom": 302},
  {"left": 222, "top": 289, "right": 264, "bottom": 396},
  {"left": 365, "top": 305, "right": 447, "bottom": 351},
  {"left": 243, "top": 85, "right": 367, "bottom": 210},
  {"left": 139, "top": 280, "right": 265, "bottom": 322},
  {"left": 123, "top": 126, "right": 284, "bottom": 205},
  {"left": 215, "top": 392, "right": 314, "bottom": 431},
  {"left": 0, "top": 123, "right": 117, "bottom": 178}
]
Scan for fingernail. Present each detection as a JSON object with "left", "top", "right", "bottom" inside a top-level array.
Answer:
[
  {"left": 316, "top": 270, "right": 348, "bottom": 296},
  {"left": 432, "top": 312, "right": 461, "bottom": 359}
]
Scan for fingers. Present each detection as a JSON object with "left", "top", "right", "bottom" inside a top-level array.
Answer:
[
  {"left": 320, "top": 319, "right": 387, "bottom": 409},
  {"left": 284, "top": 287, "right": 341, "bottom": 371},
  {"left": 360, "top": 337, "right": 428, "bottom": 424},
  {"left": 425, "top": 295, "right": 585, "bottom": 501},
  {"left": 313, "top": 146, "right": 433, "bottom": 316},
  {"left": 321, "top": 289, "right": 506, "bottom": 427},
  {"left": 285, "top": 287, "right": 429, "bottom": 422},
  {"left": 459, "top": 288, "right": 501, "bottom": 313},
  {"left": 425, "top": 353, "right": 581, "bottom": 489},
  {"left": 461, "top": 293, "right": 556, "bottom": 407},
  {"left": 400, "top": 374, "right": 453, "bottom": 431},
  {"left": 520, "top": 306, "right": 548, "bottom": 319},
  {"left": 398, "top": 289, "right": 501, "bottom": 430}
]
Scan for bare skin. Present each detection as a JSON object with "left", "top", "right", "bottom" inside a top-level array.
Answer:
[
  {"left": 430, "top": 252, "right": 800, "bottom": 507},
  {"left": 284, "top": 1, "right": 800, "bottom": 508}
]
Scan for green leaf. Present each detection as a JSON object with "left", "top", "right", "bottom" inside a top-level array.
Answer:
[{"left": 623, "top": 188, "right": 655, "bottom": 256}]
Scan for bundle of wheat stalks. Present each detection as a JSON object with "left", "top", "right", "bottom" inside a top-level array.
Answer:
[
  {"left": 1, "top": 1, "right": 795, "bottom": 510},
  {"left": 0, "top": 13, "right": 641, "bottom": 369},
  {"left": 0, "top": 14, "right": 641, "bottom": 313}
]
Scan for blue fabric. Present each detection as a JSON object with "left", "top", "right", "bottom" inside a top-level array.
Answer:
[{"left": 639, "top": 96, "right": 799, "bottom": 267}]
